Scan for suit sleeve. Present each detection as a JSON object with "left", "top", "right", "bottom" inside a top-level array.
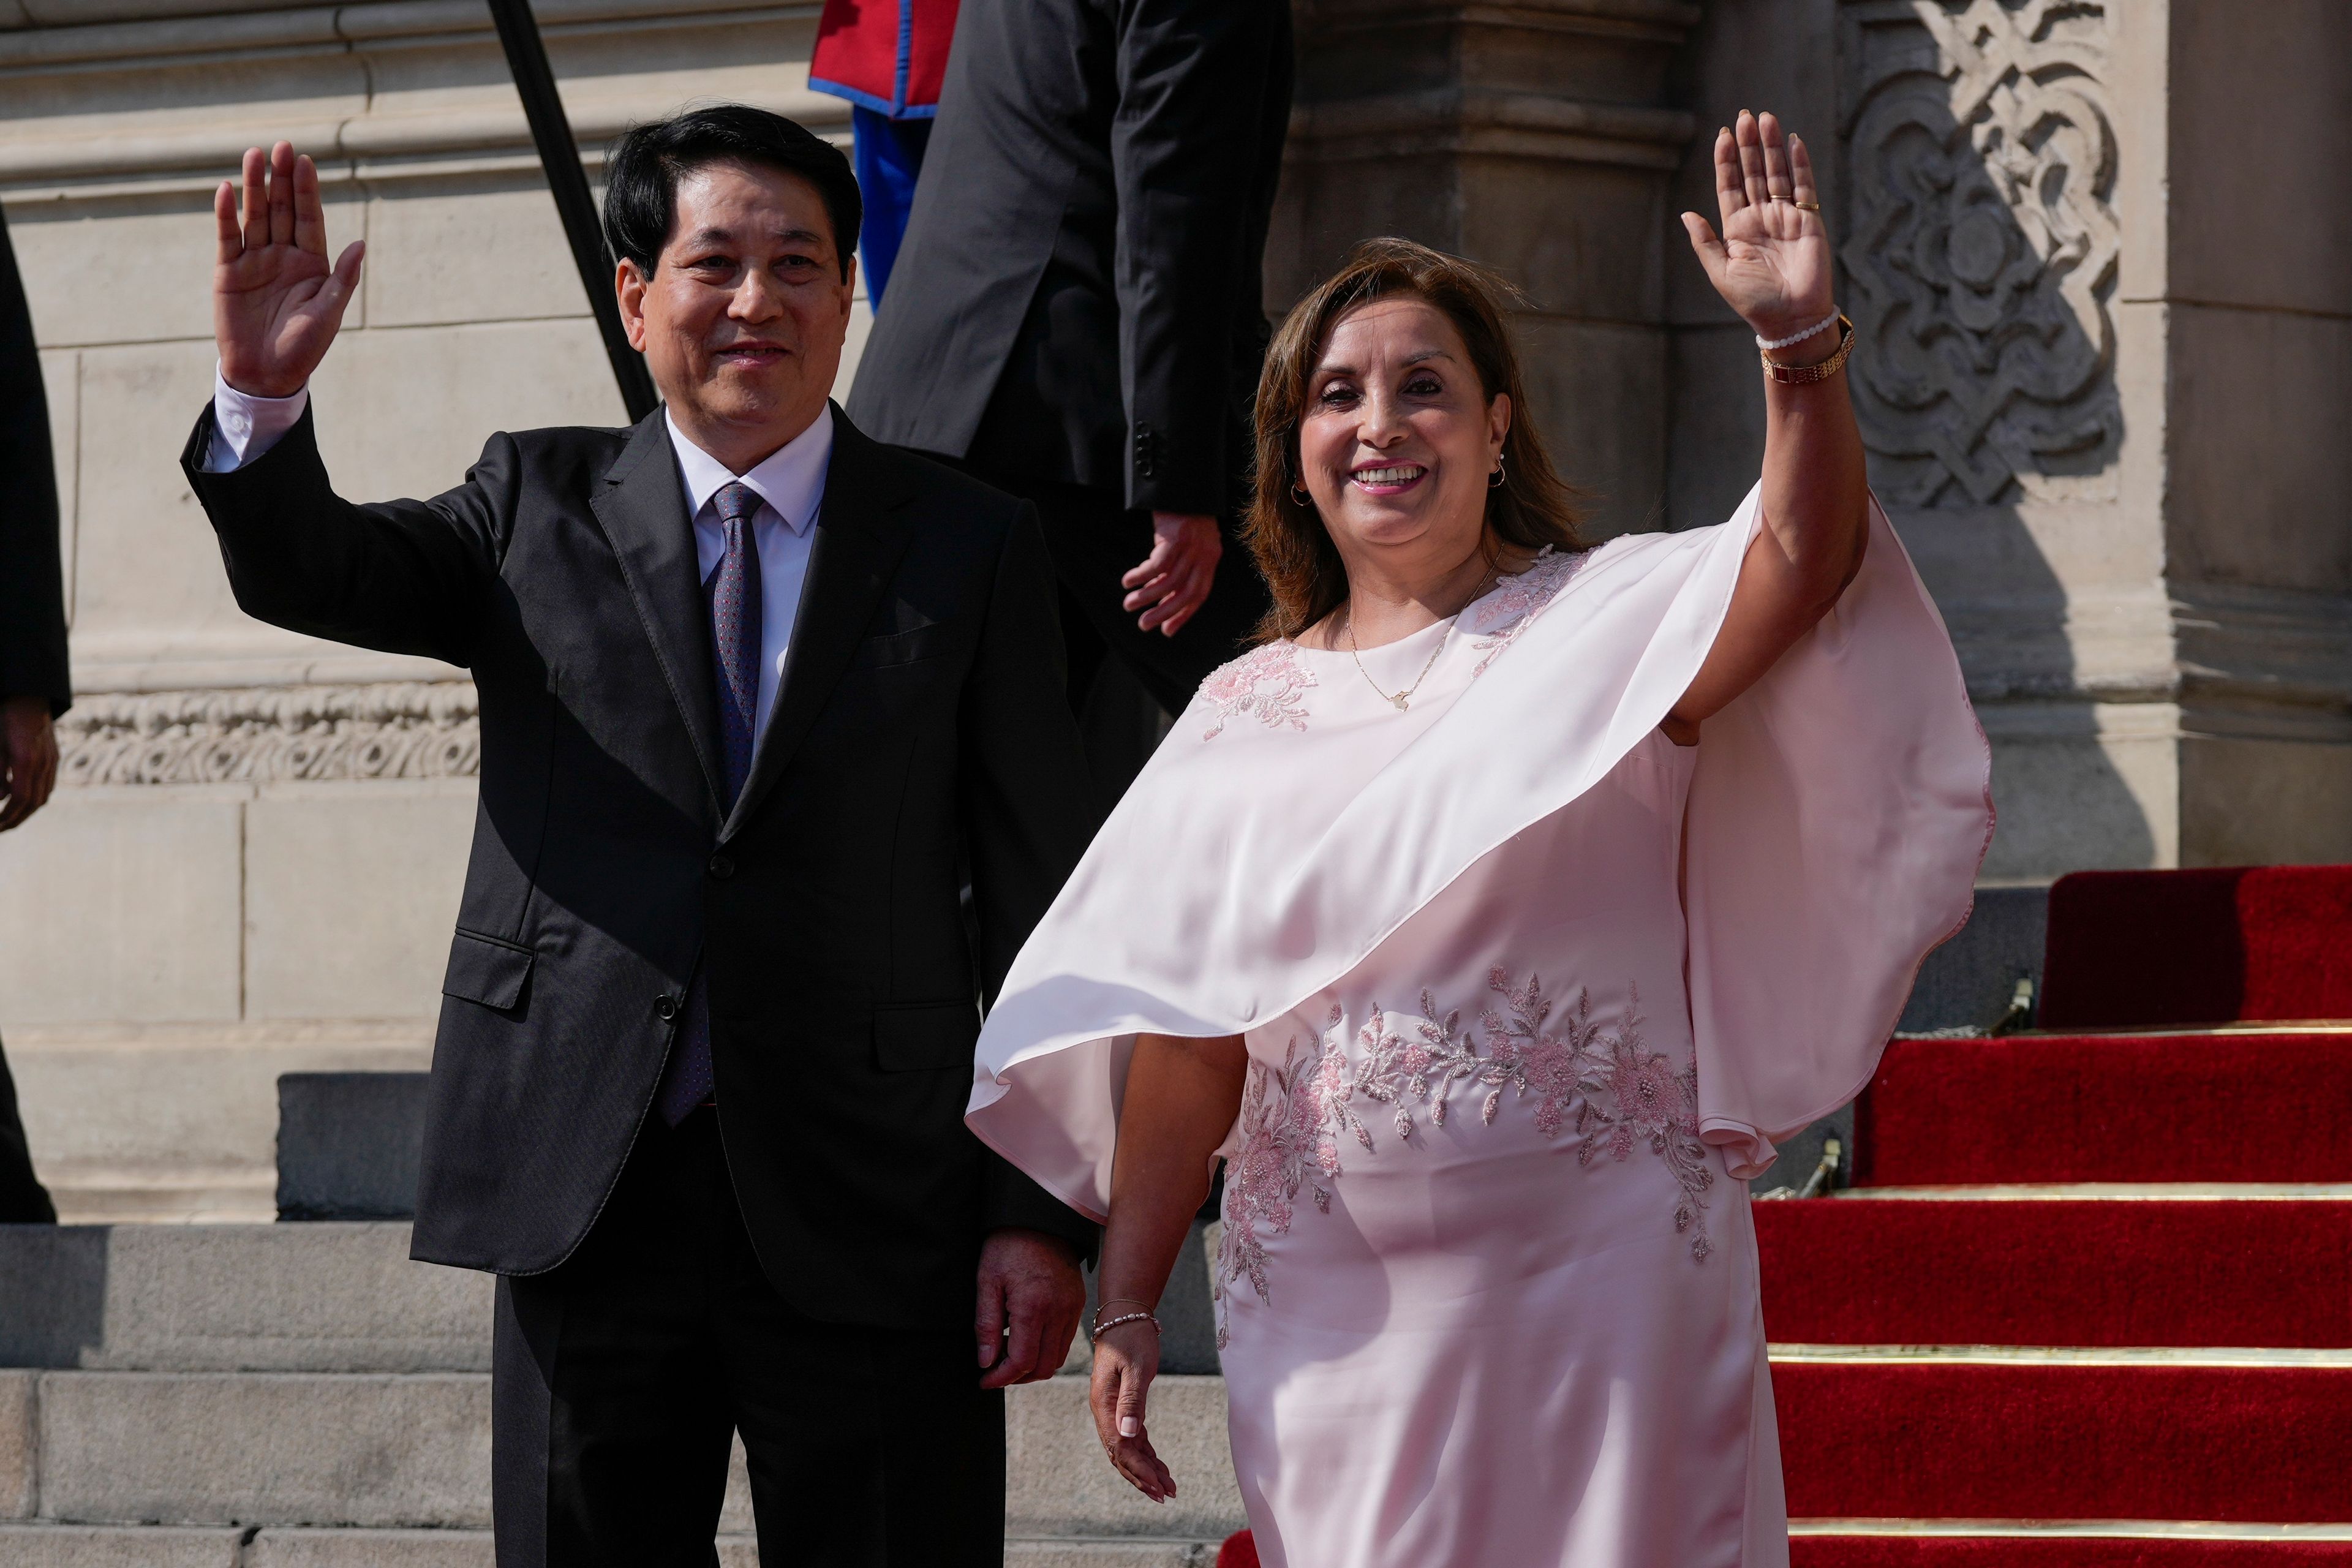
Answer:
[
  {"left": 1110, "top": 0, "right": 1285, "bottom": 516},
  {"left": 179, "top": 401, "right": 512, "bottom": 670},
  {"left": 960, "top": 502, "right": 1104, "bottom": 1255},
  {"left": 0, "top": 206, "right": 70, "bottom": 713}
]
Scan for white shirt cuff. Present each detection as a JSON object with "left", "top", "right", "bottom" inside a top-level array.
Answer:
[{"left": 205, "top": 368, "right": 311, "bottom": 473}]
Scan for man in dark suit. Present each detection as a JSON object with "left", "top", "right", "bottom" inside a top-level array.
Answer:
[
  {"left": 184, "top": 108, "right": 1095, "bottom": 1566},
  {"left": 0, "top": 202, "right": 66, "bottom": 1224},
  {"left": 848, "top": 0, "right": 1292, "bottom": 752}
]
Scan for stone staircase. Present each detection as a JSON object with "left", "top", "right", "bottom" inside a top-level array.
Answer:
[
  {"left": 0, "top": 1224, "right": 1245, "bottom": 1565},
  {"left": 5, "top": 1023, "right": 432, "bottom": 1224}
]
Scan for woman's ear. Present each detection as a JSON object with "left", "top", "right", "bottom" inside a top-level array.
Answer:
[{"left": 1488, "top": 391, "right": 1513, "bottom": 455}]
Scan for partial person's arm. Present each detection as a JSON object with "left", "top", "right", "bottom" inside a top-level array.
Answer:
[
  {"left": 1109, "top": 0, "right": 1287, "bottom": 636},
  {"left": 0, "top": 205, "right": 70, "bottom": 831},
  {"left": 961, "top": 503, "right": 1105, "bottom": 1385},
  {"left": 186, "top": 141, "right": 500, "bottom": 668},
  {"left": 1090, "top": 1031, "right": 1246, "bottom": 1503},
  {"left": 1665, "top": 110, "right": 1870, "bottom": 744}
]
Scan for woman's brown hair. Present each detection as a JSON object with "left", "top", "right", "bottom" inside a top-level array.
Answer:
[{"left": 1244, "top": 237, "right": 1585, "bottom": 643}]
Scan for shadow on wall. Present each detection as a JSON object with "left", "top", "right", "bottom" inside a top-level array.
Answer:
[
  {"left": 1670, "top": 0, "right": 2152, "bottom": 876},
  {"left": 1838, "top": 0, "right": 2150, "bottom": 876}
]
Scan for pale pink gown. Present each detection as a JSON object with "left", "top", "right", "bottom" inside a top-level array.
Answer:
[{"left": 967, "top": 489, "right": 1991, "bottom": 1566}]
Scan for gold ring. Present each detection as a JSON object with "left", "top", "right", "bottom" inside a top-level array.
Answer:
[{"left": 1795, "top": 200, "right": 1821, "bottom": 212}]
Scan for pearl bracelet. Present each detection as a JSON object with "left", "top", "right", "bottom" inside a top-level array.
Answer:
[
  {"left": 1093, "top": 1310, "right": 1161, "bottom": 1337},
  {"left": 1754, "top": 309, "right": 1840, "bottom": 351}
]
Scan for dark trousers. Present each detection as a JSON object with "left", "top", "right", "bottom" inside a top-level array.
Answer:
[
  {"left": 0, "top": 1033, "right": 55, "bottom": 1224},
  {"left": 492, "top": 1110, "right": 1003, "bottom": 1567},
  {"left": 968, "top": 469, "right": 1268, "bottom": 795}
]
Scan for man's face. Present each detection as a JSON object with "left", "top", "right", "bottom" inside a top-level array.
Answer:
[{"left": 618, "top": 159, "right": 854, "bottom": 464}]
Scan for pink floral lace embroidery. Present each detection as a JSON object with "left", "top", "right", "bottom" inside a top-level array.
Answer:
[
  {"left": 1215, "top": 971, "right": 1713, "bottom": 1341},
  {"left": 1199, "top": 641, "right": 1317, "bottom": 740},
  {"left": 1468, "top": 547, "right": 1592, "bottom": 676}
]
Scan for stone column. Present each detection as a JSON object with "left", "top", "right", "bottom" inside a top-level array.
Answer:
[
  {"left": 1275, "top": 0, "right": 1703, "bottom": 538},
  {"left": 1671, "top": 0, "right": 2351, "bottom": 880},
  {"left": 1838, "top": 0, "right": 2351, "bottom": 876}
]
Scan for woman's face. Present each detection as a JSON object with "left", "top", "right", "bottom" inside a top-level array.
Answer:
[{"left": 1297, "top": 297, "right": 1511, "bottom": 575}]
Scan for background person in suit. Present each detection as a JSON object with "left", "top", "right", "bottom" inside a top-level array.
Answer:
[
  {"left": 0, "top": 201, "right": 67, "bottom": 1225},
  {"left": 848, "top": 0, "right": 1292, "bottom": 785},
  {"left": 184, "top": 108, "right": 1095, "bottom": 1567}
]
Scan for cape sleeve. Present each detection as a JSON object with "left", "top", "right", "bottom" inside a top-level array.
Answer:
[
  {"left": 967, "top": 485, "right": 1992, "bottom": 1214},
  {"left": 1684, "top": 498, "right": 1992, "bottom": 1177}
]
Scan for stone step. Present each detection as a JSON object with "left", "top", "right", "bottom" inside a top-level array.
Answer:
[
  {"left": 4, "top": 1023, "right": 432, "bottom": 1224},
  {"left": 0, "top": 1221, "right": 1224, "bottom": 1378},
  {"left": 2, "top": 1369, "right": 1246, "bottom": 1542},
  {"left": 0, "top": 1224, "right": 489, "bottom": 1373},
  {"left": 0, "top": 1526, "right": 1227, "bottom": 1566}
]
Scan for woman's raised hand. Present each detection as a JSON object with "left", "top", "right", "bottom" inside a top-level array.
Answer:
[
  {"left": 1681, "top": 110, "right": 1834, "bottom": 343},
  {"left": 1090, "top": 1319, "right": 1177, "bottom": 1503},
  {"left": 214, "top": 142, "right": 365, "bottom": 399}
]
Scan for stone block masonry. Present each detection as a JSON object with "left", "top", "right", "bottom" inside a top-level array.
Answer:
[{"left": 0, "top": 1223, "right": 1241, "bottom": 1562}]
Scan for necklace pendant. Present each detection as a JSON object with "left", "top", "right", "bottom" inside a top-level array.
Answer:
[{"left": 1392, "top": 694, "right": 1411, "bottom": 710}]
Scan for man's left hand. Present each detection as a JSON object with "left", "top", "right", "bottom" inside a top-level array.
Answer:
[
  {"left": 0, "top": 696, "right": 59, "bottom": 833},
  {"left": 975, "top": 1227, "right": 1086, "bottom": 1389},
  {"left": 1121, "top": 512, "right": 1222, "bottom": 638}
]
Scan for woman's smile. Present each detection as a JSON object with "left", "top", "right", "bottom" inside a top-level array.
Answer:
[{"left": 1350, "top": 461, "right": 1428, "bottom": 496}]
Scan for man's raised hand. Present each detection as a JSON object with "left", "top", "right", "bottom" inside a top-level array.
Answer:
[{"left": 214, "top": 143, "right": 364, "bottom": 399}]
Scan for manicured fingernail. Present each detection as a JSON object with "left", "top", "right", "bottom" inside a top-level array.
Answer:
[{"left": 1119, "top": 1417, "right": 1137, "bottom": 1438}]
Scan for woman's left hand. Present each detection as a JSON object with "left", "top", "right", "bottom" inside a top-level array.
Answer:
[{"left": 1681, "top": 110, "right": 1835, "bottom": 342}]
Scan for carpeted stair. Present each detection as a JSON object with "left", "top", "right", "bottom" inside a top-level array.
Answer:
[{"left": 1768, "top": 866, "right": 2352, "bottom": 1564}]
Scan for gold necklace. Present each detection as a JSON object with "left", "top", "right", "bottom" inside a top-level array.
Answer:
[{"left": 1341, "top": 565, "right": 1498, "bottom": 711}]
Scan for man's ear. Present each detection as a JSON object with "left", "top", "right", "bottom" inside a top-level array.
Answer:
[{"left": 616, "top": 258, "right": 650, "bottom": 352}]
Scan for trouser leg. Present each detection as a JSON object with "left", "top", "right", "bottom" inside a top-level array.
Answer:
[
  {"left": 850, "top": 107, "right": 932, "bottom": 307},
  {"left": 492, "top": 1113, "right": 735, "bottom": 1568},
  {"left": 721, "top": 1218, "right": 1005, "bottom": 1568},
  {"left": 0, "top": 1031, "right": 55, "bottom": 1224}
]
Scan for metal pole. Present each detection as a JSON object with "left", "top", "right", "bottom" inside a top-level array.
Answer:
[{"left": 484, "top": 0, "right": 661, "bottom": 423}]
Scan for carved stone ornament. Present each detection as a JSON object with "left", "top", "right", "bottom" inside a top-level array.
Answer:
[
  {"left": 58, "top": 684, "right": 481, "bottom": 786},
  {"left": 1839, "top": 0, "right": 2121, "bottom": 505}
]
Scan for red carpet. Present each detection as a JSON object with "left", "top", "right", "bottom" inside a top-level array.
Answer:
[
  {"left": 1775, "top": 1362, "right": 2352, "bottom": 1520},
  {"left": 1793, "top": 1541, "right": 2352, "bottom": 1567},
  {"left": 1851, "top": 1032, "right": 2352, "bottom": 1186},
  {"left": 1757, "top": 1199, "right": 2352, "bottom": 1347},
  {"left": 1780, "top": 865, "right": 2352, "bottom": 1554},
  {"left": 2040, "top": 865, "right": 2352, "bottom": 1029}
]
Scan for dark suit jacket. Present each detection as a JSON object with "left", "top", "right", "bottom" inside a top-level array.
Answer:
[
  {"left": 182, "top": 403, "right": 1099, "bottom": 1330},
  {"left": 0, "top": 205, "right": 69, "bottom": 712},
  {"left": 846, "top": 0, "right": 1292, "bottom": 517}
]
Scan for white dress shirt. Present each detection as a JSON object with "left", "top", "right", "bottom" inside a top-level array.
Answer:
[{"left": 204, "top": 371, "right": 832, "bottom": 744}]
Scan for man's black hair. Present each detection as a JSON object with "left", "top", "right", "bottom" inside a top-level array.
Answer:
[{"left": 603, "top": 105, "right": 862, "bottom": 281}]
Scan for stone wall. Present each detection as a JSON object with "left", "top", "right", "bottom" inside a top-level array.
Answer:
[{"left": 1660, "top": 0, "right": 2352, "bottom": 878}]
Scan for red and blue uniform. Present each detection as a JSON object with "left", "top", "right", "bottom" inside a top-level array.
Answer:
[{"left": 809, "top": 0, "right": 960, "bottom": 305}]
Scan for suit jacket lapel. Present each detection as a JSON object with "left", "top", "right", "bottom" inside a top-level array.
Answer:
[
  {"left": 723, "top": 409, "right": 916, "bottom": 838},
  {"left": 588, "top": 412, "right": 727, "bottom": 821}
]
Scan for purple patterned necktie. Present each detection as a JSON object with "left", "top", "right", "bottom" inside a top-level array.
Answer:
[{"left": 657, "top": 480, "right": 764, "bottom": 1126}]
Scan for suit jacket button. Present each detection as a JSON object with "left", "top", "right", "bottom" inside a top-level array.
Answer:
[
  {"left": 654, "top": 994, "right": 679, "bottom": 1022},
  {"left": 707, "top": 853, "right": 735, "bottom": 881}
]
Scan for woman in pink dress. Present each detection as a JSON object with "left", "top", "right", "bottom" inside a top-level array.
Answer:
[{"left": 967, "top": 113, "right": 1991, "bottom": 1565}]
